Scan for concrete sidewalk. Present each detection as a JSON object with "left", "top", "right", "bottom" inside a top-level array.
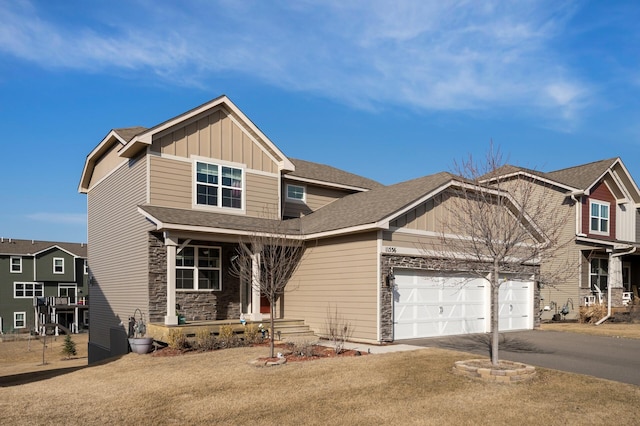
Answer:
[{"left": 318, "top": 340, "right": 426, "bottom": 354}]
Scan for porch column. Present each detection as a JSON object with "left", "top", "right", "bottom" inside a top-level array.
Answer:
[
  {"left": 165, "top": 234, "right": 179, "bottom": 325},
  {"left": 609, "top": 255, "right": 623, "bottom": 290},
  {"left": 251, "top": 253, "right": 261, "bottom": 320}
]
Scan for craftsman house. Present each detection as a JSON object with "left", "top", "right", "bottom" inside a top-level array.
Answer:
[
  {"left": 0, "top": 239, "right": 88, "bottom": 335},
  {"left": 80, "top": 95, "right": 550, "bottom": 363},
  {"left": 484, "top": 159, "right": 640, "bottom": 320}
]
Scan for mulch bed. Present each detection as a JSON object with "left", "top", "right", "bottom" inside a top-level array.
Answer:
[{"left": 151, "top": 341, "right": 366, "bottom": 362}]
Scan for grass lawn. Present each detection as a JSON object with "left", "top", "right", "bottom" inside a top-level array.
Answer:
[{"left": 1, "top": 330, "right": 640, "bottom": 425}]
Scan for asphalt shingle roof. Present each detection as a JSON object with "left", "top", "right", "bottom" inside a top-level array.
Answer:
[
  {"left": 545, "top": 158, "right": 617, "bottom": 190},
  {"left": 288, "top": 158, "right": 383, "bottom": 190},
  {"left": 0, "top": 239, "right": 87, "bottom": 257}
]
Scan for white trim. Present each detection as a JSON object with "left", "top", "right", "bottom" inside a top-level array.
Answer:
[
  {"left": 53, "top": 257, "right": 65, "bottom": 274},
  {"left": 13, "top": 282, "right": 43, "bottom": 298},
  {"left": 10, "top": 256, "right": 22, "bottom": 273},
  {"left": 285, "top": 183, "right": 306, "bottom": 203},
  {"left": 78, "top": 132, "right": 127, "bottom": 192},
  {"left": 589, "top": 200, "right": 610, "bottom": 236},
  {"left": 175, "top": 244, "right": 222, "bottom": 291},
  {"left": 192, "top": 157, "right": 246, "bottom": 214},
  {"left": 480, "top": 170, "right": 579, "bottom": 192},
  {"left": 376, "top": 230, "right": 382, "bottom": 342},
  {"left": 284, "top": 175, "right": 372, "bottom": 192},
  {"left": 14, "top": 311, "right": 26, "bottom": 329},
  {"left": 58, "top": 283, "right": 78, "bottom": 304}
]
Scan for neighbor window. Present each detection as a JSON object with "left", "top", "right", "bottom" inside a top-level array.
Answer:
[
  {"left": 195, "top": 161, "right": 243, "bottom": 210},
  {"left": 14, "top": 312, "right": 26, "bottom": 329},
  {"left": 10, "top": 256, "right": 22, "bottom": 273},
  {"left": 14, "top": 282, "right": 44, "bottom": 298},
  {"left": 84, "top": 259, "right": 88, "bottom": 275},
  {"left": 590, "top": 258, "right": 608, "bottom": 292},
  {"left": 176, "top": 245, "right": 221, "bottom": 291},
  {"left": 590, "top": 200, "right": 609, "bottom": 234},
  {"left": 286, "top": 184, "right": 306, "bottom": 202},
  {"left": 53, "top": 257, "right": 64, "bottom": 274}
]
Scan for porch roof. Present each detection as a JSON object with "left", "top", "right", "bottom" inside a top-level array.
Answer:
[{"left": 138, "top": 205, "right": 303, "bottom": 236}]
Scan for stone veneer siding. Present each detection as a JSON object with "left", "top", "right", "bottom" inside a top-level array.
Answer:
[
  {"left": 148, "top": 232, "right": 242, "bottom": 323},
  {"left": 379, "top": 254, "right": 540, "bottom": 342}
]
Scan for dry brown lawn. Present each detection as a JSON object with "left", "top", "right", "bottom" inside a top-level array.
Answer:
[
  {"left": 541, "top": 321, "right": 640, "bottom": 339},
  {"left": 1, "top": 331, "right": 640, "bottom": 425}
]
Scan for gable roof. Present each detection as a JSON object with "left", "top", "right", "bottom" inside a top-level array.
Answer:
[
  {"left": 545, "top": 158, "right": 618, "bottom": 190},
  {"left": 287, "top": 158, "right": 383, "bottom": 191},
  {"left": 80, "top": 95, "right": 296, "bottom": 193},
  {"left": 298, "top": 172, "right": 457, "bottom": 235},
  {"left": 0, "top": 239, "right": 87, "bottom": 257}
]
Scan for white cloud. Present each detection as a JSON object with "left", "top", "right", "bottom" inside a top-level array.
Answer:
[{"left": 0, "top": 0, "right": 591, "bottom": 122}]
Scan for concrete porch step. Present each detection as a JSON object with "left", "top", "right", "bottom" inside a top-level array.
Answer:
[{"left": 271, "top": 320, "right": 316, "bottom": 339}]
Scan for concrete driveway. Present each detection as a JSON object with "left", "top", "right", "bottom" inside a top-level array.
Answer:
[{"left": 399, "top": 330, "right": 640, "bottom": 386}]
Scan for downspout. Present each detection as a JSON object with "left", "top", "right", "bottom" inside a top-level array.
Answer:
[{"left": 596, "top": 246, "right": 637, "bottom": 325}]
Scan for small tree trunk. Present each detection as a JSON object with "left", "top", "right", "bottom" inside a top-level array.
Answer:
[
  {"left": 269, "top": 295, "right": 276, "bottom": 358},
  {"left": 491, "top": 265, "right": 500, "bottom": 366}
]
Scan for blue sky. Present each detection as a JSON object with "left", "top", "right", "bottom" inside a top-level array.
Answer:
[{"left": 1, "top": 0, "right": 640, "bottom": 243}]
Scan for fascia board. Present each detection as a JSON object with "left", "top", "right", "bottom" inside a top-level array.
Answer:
[
  {"left": 120, "top": 96, "right": 295, "bottom": 172},
  {"left": 284, "top": 175, "right": 372, "bottom": 192},
  {"left": 481, "top": 171, "right": 579, "bottom": 193},
  {"left": 32, "top": 245, "right": 81, "bottom": 258},
  {"left": 78, "top": 131, "right": 126, "bottom": 193}
]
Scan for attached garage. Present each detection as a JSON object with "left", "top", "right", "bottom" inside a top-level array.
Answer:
[{"left": 393, "top": 269, "right": 533, "bottom": 339}]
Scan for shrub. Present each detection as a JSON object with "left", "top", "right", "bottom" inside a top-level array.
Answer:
[
  {"left": 579, "top": 304, "right": 607, "bottom": 324},
  {"left": 290, "top": 339, "right": 318, "bottom": 357},
  {"left": 243, "top": 324, "right": 261, "bottom": 344},
  {"left": 195, "top": 329, "right": 217, "bottom": 351},
  {"left": 325, "top": 305, "right": 353, "bottom": 354},
  {"left": 167, "top": 328, "right": 190, "bottom": 350},
  {"left": 61, "top": 334, "right": 77, "bottom": 359},
  {"left": 218, "top": 324, "right": 240, "bottom": 348}
]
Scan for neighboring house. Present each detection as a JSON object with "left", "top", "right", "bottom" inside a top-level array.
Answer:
[
  {"left": 0, "top": 238, "right": 88, "bottom": 334},
  {"left": 484, "top": 158, "right": 640, "bottom": 320},
  {"left": 80, "top": 95, "right": 546, "bottom": 363}
]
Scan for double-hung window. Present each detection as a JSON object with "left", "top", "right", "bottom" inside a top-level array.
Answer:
[
  {"left": 590, "top": 200, "right": 609, "bottom": 234},
  {"left": 195, "top": 161, "right": 243, "bottom": 210},
  {"left": 53, "top": 257, "right": 64, "bottom": 274},
  {"left": 176, "top": 245, "right": 221, "bottom": 291},
  {"left": 14, "top": 282, "right": 44, "bottom": 298},
  {"left": 286, "top": 184, "right": 306, "bottom": 202},
  {"left": 14, "top": 312, "right": 26, "bottom": 329},
  {"left": 10, "top": 256, "right": 22, "bottom": 273}
]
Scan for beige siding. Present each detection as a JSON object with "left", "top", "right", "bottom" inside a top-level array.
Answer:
[
  {"left": 246, "top": 173, "right": 279, "bottom": 218},
  {"left": 149, "top": 155, "right": 280, "bottom": 217},
  {"left": 285, "top": 232, "right": 379, "bottom": 342},
  {"left": 283, "top": 182, "right": 353, "bottom": 218},
  {"left": 149, "top": 156, "right": 192, "bottom": 209},
  {"left": 87, "top": 156, "right": 153, "bottom": 351},
  {"left": 89, "top": 141, "right": 125, "bottom": 188},
  {"left": 150, "top": 107, "right": 278, "bottom": 174}
]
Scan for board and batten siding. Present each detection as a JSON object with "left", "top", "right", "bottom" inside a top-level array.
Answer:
[
  {"left": 87, "top": 156, "right": 153, "bottom": 356},
  {"left": 150, "top": 107, "right": 278, "bottom": 174},
  {"left": 148, "top": 155, "right": 279, "bottom": 217},
  {"left": 284, "top": 232, "right": 379, "bottom": 342}
]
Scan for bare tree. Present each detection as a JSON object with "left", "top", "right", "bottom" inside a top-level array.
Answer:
[
  {"left": 428, "top": 146, "right": 573, "bottom": 365},
  {"left": 231, "top": 219, "right": 305, "bottom": 358}
]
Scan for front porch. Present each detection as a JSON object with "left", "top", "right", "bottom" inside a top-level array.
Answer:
[{"left": 147, "top": 318, "right": 315, "bottom": 344}]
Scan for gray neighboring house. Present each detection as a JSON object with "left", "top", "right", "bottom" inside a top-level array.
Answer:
[
  {"left": 0, "top": 238, "right": 88, "bottom": 335},
  {"left": 80, "top": 95, "right": 544, "bottom": 363}
]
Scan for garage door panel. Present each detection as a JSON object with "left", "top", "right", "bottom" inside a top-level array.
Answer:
[{"left": 498, "top": 279, "right": 532, "bottom": 331}]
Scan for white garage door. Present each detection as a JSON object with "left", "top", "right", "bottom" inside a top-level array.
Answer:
[
  {"left": 393, "top": 270, "right": 533, "bottom": 339},
  {"left": 498, "top": 278, "right": 532, "bottom": 331},
  {"left": 393, "top": 270, "right": 487, "bottom": 339}
]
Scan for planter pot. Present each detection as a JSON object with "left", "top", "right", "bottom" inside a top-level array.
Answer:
[{"left": 128, "top": 337, "right": 154, "bottom": 354}]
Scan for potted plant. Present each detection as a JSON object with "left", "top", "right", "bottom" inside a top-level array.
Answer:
[{"left": 127, "top": 308, "right": 154, "bottom": 354}]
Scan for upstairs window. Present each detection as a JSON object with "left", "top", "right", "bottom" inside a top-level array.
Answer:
[
  {"left": 590, "top": 201, "right": 609, "bottom": 234},
  {"left": 195, "top": 161, "right": 243, "bottom": 210},
  {"left": 286, "top": 184, "right": 306, "bottom": 202},
  {"left": 53, "top": 257, "right": 64, "bottom": 274},
  {"left": 14, "top": 282, "right": 44, "bottom": 298},
  {"left": 10, "top": 256, "right": 22, "bottom": 273}
]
